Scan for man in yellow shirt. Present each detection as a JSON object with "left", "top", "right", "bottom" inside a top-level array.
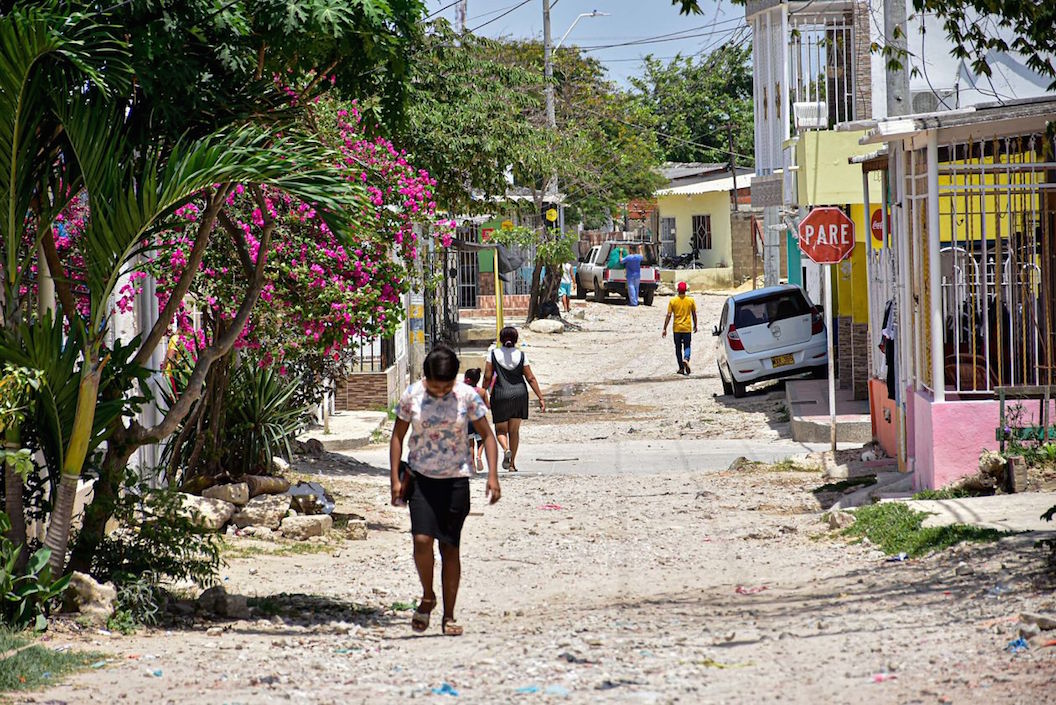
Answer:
[{"left": 661, "top": 281, "right": 698, "bottom": 376}]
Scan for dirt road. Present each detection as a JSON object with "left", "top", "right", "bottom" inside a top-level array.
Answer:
[{"left": 27, "top": 296, "right": 1056, "bottom": 705}]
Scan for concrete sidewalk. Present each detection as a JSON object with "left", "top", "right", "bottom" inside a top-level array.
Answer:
[
  {"left": 785, "top": 378, "right": 872, "bottom": 444},
  {"left": 297, "top": 410, "right": 389, "bottom": 452},
  {"left": 896, "top": 493, "right": 1056, "bottom": 533}
]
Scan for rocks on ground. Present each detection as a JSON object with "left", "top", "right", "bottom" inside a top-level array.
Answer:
[
  {"left": 280, "top": 514, "right": 333, "bottom": 540},
  {"left": 178, "top": 493, "right": 237, "bottom": 531},
  {"left": 63, "top": 572, "right": 116, "bottom": 626},
  {"left": 197, "top": 585, "right": 250, "bottom": 620},
  {"left": 528, "top": 318, "right": 564, "bottom": 334},
  {"left": 202, "top": 482, "right": 249, "bottom": 506},
  {"left": 232, "top": 494, "right": 292, "bottom": 530}
]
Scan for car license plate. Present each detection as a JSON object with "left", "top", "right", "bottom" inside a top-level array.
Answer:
[{"left": 771, "top": 354, "right": 795, "bottom": 368}]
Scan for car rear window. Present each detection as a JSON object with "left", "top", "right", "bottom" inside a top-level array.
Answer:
[{"left": 733, "top": 291, "right": 810, "bottom": 328}]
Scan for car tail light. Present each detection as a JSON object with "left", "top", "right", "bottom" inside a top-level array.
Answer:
[
  {"left": 727, "top": 325, "right": 745, "bottom": 351},
  {"left": 603, "top": 269, "right": 610, "bottom": 281},
  {"left": 811, "top": 306, "right": 824, "bottom": 335}
]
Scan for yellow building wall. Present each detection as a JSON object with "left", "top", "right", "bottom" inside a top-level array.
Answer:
[
  {"left": 796, "top": 130, "right": 882, "bottom": 324},
  {"left": 656, "top": 191, "right": 734, "bottom": 268},
  {"left": 796, "top": 130, "right": 883, "bottom": 206}
]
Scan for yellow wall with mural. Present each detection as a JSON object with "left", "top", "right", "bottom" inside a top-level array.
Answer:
[{"left": 656, "top": 191, "right": 734, "bottom": 268}]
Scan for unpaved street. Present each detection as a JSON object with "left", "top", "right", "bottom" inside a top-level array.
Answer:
[{"left": 28, "top": 296, "right": 1056, "bottom": 705}]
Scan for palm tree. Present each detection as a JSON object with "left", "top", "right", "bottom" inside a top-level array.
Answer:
[{"left": 0, "top": 5, "right": 367, "bottom": 573}]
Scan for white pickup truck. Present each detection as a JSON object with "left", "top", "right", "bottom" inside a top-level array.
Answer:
[{"left": 575, "top": 241, "right": 661, "bottom": 306}]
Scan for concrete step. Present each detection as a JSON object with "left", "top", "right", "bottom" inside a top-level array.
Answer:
[{"left": 831, "top": 471, "right": 914, "bottom": 510}]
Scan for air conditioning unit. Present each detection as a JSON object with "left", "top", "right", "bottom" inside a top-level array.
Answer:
[
  {"left": 910, "top": 88, "right": 958, "bottom": 115},
  {"left": 793, "top": 101, "right": 828, "bottom": 130}
]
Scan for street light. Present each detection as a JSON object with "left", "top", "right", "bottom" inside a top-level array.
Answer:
[
  {"left": 542, "top": 4, "right": 608, "bottom": 212},
  {"left": 554, "top": 10, "right": 610, "bottom": 50}
]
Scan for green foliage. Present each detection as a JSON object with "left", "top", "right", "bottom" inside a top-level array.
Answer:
[
  {"left": 226, "top": 364, "right": 310, "bottom": 475},
  {"left": 162, "top": 360, "right": 308, "bottom": 480},
  {"left": 0, "top": 314, "right": 146, "bottom": 508},
  {"left": 487, "top": 225, "right": 577, "bottom": 269},
  {"left": 91, "top": 476, "right": 222, "bottom": 588},
  {"left": 631, "top": 44, "right": 754, "bottom": 164},
  {"left": 387, "top": 22, "right": 549, "bottom": 211},
  {"left": 110, "top": 572, "right": 162, "bottom": 632},
  {"left": 0, "top": 514, "right": 69, "bottom": 631},
  {"left": 843, "top": 502, "right": 1006, "bottom": 557},
  {"left": 912, "top": 487, "right": 977, "bottom": 500}
]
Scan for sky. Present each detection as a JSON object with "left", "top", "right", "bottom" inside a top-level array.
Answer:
[{"left": 424, "top": 0, "right": 750, "bottom": 86}]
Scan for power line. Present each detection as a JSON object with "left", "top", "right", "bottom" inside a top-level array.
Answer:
[
  {"left": 468, "top": 0, "right": 534, "bottom": 33},
  {"left": 578, "top": 24, "right": 744, "bottom": 52}
]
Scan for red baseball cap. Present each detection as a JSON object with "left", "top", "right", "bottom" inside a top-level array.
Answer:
[{"left": 677, "top": 281, "right": 688, "bottom": 292}]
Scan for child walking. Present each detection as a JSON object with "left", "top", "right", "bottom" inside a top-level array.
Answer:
[{"left": 463, "top": 368, "right": 490, "bottom": 472}]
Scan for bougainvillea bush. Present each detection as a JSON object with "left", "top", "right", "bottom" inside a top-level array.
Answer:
[{"left": 162, "top": 105, "right": 449, "bottom": 363}]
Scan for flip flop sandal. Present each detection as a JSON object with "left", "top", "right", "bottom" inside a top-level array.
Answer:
[
  {"left": 411, "top": 598, "right": 435, "bottom": 632},
  {"left": 442, "top": 618, "right": 464, "bottom": 636},
  {"left": 502, "top": 450, "right": 512, "bottom": 470}
]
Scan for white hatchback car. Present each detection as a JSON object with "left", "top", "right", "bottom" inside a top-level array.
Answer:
[{"left": 714, "top": 284, "right": 828, "bottom": 397}]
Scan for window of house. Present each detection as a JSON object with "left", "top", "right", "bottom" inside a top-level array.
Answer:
[{"left": 692, "top": 215, "right": 712, "bottom": 251}]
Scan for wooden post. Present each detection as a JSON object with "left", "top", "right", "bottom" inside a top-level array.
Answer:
[{"left": 494, "top": 248, "right": 504, "bottom": 345}]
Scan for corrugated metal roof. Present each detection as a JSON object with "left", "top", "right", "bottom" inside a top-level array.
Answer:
[{"left": 656, "top": 173, "right": 755, "bottom": 196}]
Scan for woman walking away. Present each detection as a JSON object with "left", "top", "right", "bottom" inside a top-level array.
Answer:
[
  {"left": 463, "top": 368, "right": 490, "bottom": 471},
  {"left": 390, "top": 346, "right": 500, "bottom": 636},
  {"left": 483, "top": 326, "right": 546, "bottom": 472}
]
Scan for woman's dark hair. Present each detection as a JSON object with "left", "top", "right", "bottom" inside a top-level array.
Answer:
[
  {"left": 423, "top": 345, "right": 460, "bottom": 381},
  {"left": 463, "top": 368, "right": 482, "bottom": 386},
  {"left": 499, "top": 326, "right": 519, "bottom": 348}
]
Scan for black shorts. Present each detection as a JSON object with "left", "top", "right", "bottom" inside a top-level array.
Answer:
[{"left": 408, "top": 473, "right": 471, "bottom": 546}]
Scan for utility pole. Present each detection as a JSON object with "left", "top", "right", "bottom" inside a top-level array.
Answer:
[
  {"left": 542, "top": 0, "right": 557, "bottom": 197},
  {"left": 456, "top": 0, "right": 467, "bottom": 33},
  {"left": 725, "top": 120, "right": 738, "bottom": 213},
  {"left": 884, "top": 0, "right": 911, "bottom": 116}
]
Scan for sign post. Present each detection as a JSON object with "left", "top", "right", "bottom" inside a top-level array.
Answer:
[{"left": 797, "top": 207, "right": 856, "bottom": 453}]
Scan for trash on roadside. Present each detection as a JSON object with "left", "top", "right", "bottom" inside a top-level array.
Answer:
[
  {"left": 284, "top": 481, "right": 335, "bottom": 515},
  {"left": 515, "top": 685, "right": 540, "bottom": 694},
  {"left": 735, "top": 585, "right": 768, "bottom": 595},
  {"left": 1006, "top": 637, "right": 1029, "bottom": 653},
  {"left": 886, "top": 552, "right": 908, "bottom": 562},
  {"left": 699, "top": 657, "right": 753, "bottom": 669},
  {"left": 989, "top": 585, "right": 1009, "bottom": 596},
  {"left": 537, "top": 503, "right": 564, "bottom": 511},
  {"left": 432, "top": 683, "right": 459, "bottom": 697},
  {"left": 871, "top": 673, "right": 897, "bottom": 683},
  {"left": 557, "top": 652, "right": 595, "bottom": 664},
  {"left": 150, "top": 669, "right": 163, "bottom": 678},
  {"left": 90, "top": 660, "right": 106, "bottom": 669},
  {"left": 545, "top": 685, "right": 570, "bottom": 697}
]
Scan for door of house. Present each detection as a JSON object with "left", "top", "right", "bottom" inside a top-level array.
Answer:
[
  {"left": 456, "top": 224, "right": 479, "bottom": 308},
  {"left": 660, "top": 217, "right": 676, "bottom": 258}
]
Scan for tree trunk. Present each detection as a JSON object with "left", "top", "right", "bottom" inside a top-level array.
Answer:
[
  {"left": 526, "top": 261, "right": 544, "bottom": 322},
  {"left": 67, "top": 428, "right": 135, "bottom": 575},
  {"left": 43, "top": 349, "right": 105, "bottom": 575}
]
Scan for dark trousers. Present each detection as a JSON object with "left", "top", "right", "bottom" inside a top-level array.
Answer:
[{"left": 673, "top": 332, "right": 692, "bottom": 371}]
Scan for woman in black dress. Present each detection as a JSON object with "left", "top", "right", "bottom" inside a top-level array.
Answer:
[{"left": 483, "top": 326, "right": 546, "bottom": 472}]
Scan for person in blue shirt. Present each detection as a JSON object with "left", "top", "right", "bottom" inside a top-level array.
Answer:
[{"left": 621, "top": 244, "right": 644, "bottom": 306}]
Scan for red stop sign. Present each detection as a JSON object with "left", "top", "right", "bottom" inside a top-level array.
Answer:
[{"left": 798, "top": 207, "right": 855, "bottom": 264}]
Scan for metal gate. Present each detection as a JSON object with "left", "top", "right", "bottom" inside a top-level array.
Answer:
[
  {"left": 660, "top": 217, "right": 676, "bottom": 258},
  {"left": 424, "top": 246, "right": 460, "bottom": 350},
  {"left": 456, "top": 225, "right": 479, "bottom": 308}
]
